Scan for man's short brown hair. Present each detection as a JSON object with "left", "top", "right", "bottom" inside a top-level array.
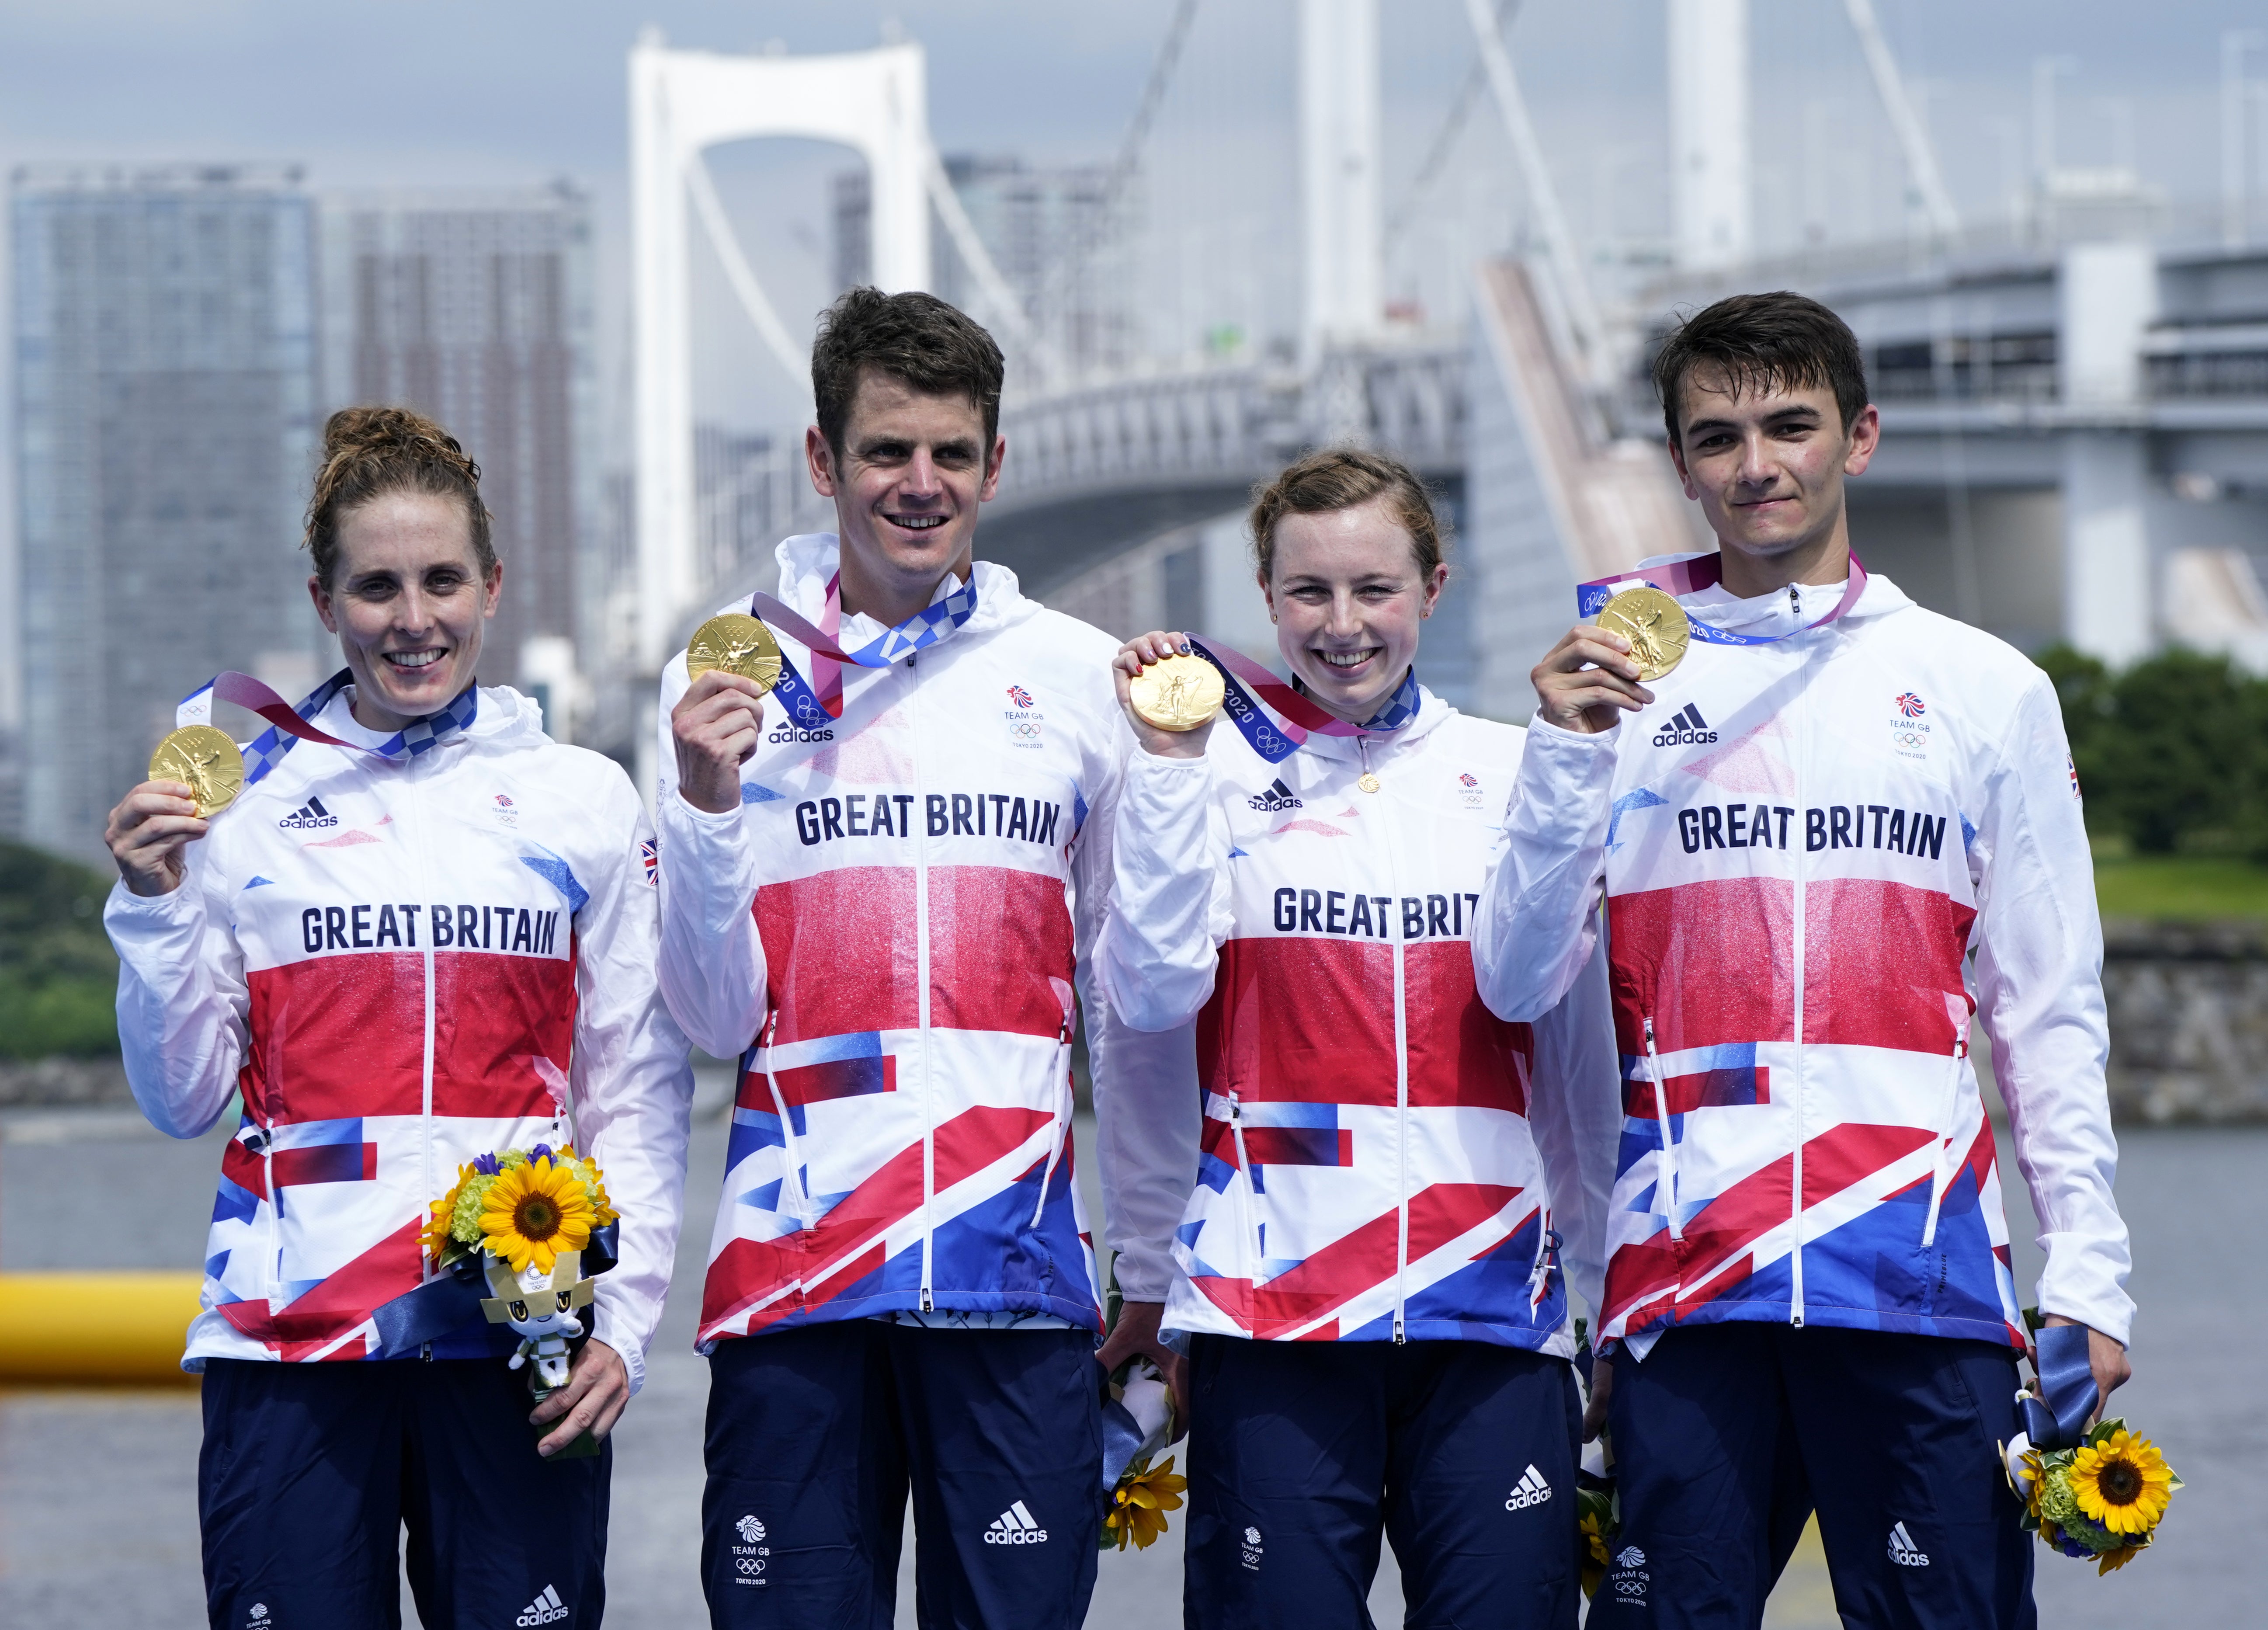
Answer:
[
  {"left": 1651, "top": 291, "right": 1870, "bottom": 443},
  {"left": 811, "top": 287, "right": 1005, "bottom": 457}
]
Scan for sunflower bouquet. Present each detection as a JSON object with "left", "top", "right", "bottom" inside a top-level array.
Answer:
[
  {"left": 2005, "top": 1419, "right": 2181, "bottom": 1575},
  {"left": 423, "top": 1143, "right": 621, "bottom": 1455}
]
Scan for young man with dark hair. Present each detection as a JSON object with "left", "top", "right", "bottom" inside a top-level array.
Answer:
[
  {"left": 655, "top": 287, "right": 1184, "bottom": 1628},
  {"left": 1472, "top": 290, "right": 2134, "bottom": 1627}
]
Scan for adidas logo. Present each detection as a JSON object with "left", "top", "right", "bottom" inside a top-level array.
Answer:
[
  {"left": 1247, "top": 777, "right": 1303, "bottom": 812},
  {"left": 277, "top": 796, "right": 339, "bottom": 831},
  {"left": 516, "top": 1584, "right": 570, "bottom": 1625},
  {"left": 1504, "top": 1463, "right": 1553, "bottom": 1511},
  {"left": 1652, "top": 703, "right": 1717, "bottom": 747},
  {"left": 1887, "top": 1522, "right": 1929, "bottom": 1567},
  {"left": 983, "top": 1501, "right": 1048, "bottom": 1545}
]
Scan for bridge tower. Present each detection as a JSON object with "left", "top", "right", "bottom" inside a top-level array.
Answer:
[
  {"left": 1299, "top": 0, "right": 1384, "bottom": 362},
  {"left": 629, "top": 33, "right": 932, "bottom": 668},
  {"left": 1667, "top": 0, "right": 1751, "bottom": 270}
]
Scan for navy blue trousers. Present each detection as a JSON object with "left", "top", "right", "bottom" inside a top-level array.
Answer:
[
  {"left": 1600, "top": 1323, "right": 2035, "bottom": 1630},
  {"left": 1183, "top": 1335, "right": 1582, "bottom": 1630},
  {"left": 701, "top": 1322, "right": 1103, "bottom": 1630},
  {"left": 199, "top": 1356, "right": 609, "bottom": 1630}
]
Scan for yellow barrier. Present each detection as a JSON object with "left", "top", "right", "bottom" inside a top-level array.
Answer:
[{"left": 0, "top": 1272, "right": 203, "bottom": 1385}]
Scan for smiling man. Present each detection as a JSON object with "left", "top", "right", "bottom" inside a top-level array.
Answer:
[
  {"left": 1471, "top": 292, "right": 2135, "bottom": 1628},
  {"left": 653, "top": 288, "right": 1175, "bottom": 1630}
]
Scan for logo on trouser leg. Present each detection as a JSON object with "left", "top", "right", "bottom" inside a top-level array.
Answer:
[
  {"left": 1608, "top": 1544, "right": 1648, "bottom": 1605},
  {"left": 1888, "top": 1522, "right": 1931, "bottom": 1567},
  {"left": 985, "top": 1501, "right": 1049, "bottom": 1545},
  {"left": 730, "top": 1513, "right": 771, "bottom": 1586},
  {"left": 1504, "top": 1464, "right": 1554, "bottom": 1510},
  {"left": 1240, "top": 1526, "right": 1263, "bottom": 1572},
  {"left": 516, "top": 1584, "right": 570, "bottom": 1626},
  {"left": 247, "top": 1606, "right": 269, "bottom": 1627}
]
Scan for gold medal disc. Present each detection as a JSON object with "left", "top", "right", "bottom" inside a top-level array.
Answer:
[
  {"left": 150, "top": 725, "right": 245, "bottom": 818},
  {"left": 1357, "top": 772, "right": 1382, "bottom": 795},
  {"left": 1595, "top": 586, "right": 1690, "bottom": 682},
  {"left": 687, "top": 614, "right": 783, "bottom": 695},
  {"left": 1129, "top": 652, "right": 1226, "bottom": 733}
]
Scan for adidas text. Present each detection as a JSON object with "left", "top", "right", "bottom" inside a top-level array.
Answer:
[
  {"left": 768, "top": 723, "right": 834, "bottom": 744},
  {"left": 985, "top": 1501, "right": 1048, "bottom": 1545},
  {"left": 516, "top": 1584, "right": 570, "bottom": 1626},
  {"left": 1504, "top": 1464, "right": 1553, "bottom": 1511},
  {"left": 1653, "top": 704, "right": 1716, "bottom": 747},
  {"left": 1887, "top": 1523, "right": 1929, "bottom": 1567},
  {"left": 278, "top": 797, "right": 339, "bottom": 831},
  {"left": 1247, "top": 778, "right": 1303, "bottom": 812}
]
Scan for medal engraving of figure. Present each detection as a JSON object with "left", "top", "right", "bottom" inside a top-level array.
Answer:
[
  {"left": 686, "top": 614, "right": 783, "bottom": 695},
  {"left": 1129, "top": 653, "right": 1226, "bottom": 733},
  {"left": 1596, "top": 586, "right": 1690, "bottom": 682},
  {"left": 149, "top": 725, "right": 245, "bottom": 818}
]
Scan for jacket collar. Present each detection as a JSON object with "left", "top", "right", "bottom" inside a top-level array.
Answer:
[{"left": 772, "top": 532, "right": 1029, "bottom": 646}]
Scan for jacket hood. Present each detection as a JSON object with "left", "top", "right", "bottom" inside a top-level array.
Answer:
[
  {"left": 311, "top": 681, "right": 552, "bottom": 759},
  {"left": 771, "top": 532, "right": 1033, "bottom": 644}
]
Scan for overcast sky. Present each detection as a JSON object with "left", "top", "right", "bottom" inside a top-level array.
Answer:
[{"left": 4, "top": 0, "right": 2265, "bottom": 434}]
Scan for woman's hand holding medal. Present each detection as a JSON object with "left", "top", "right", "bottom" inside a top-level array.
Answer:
[
  {"left": 1113, "top": 630, "right": 1223, "bottom": 761},
  {"left": 104, "top": 777, "right": 212, "bottom": 897}
]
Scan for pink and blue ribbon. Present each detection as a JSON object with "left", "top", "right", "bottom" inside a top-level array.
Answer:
[{"left": 1575, "top": 550, "right": 1869, "bottom": 648}]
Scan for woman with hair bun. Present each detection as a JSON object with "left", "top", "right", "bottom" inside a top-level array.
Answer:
[
  {"left": 102, "top": 406, "right": 692, "bottom": 1630},
  {"left": 1094, "top": 448, "right": 1619, "bottom": 1628}
]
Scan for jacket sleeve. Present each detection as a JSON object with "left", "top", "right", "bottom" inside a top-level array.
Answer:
[
  {"left": 570, "top": 767, "right": 697, "bottom": 1397},
  {"left": 1970, "top": 673, "right": 2134, "bottom": 1347},
  {"left": 1525, "top": 926, "right": 1620, "bottom": 1331},
  {"left": 1472, "top": 716, "right": 1621, "bottom": 1023},
  {"left": 1077, "top": 715, "right": 1205, "bottom": 1306},
  {"left": 104, "top": 850, "right": 247, "bottom": 1140},
  {"left": 1093, "top": 746, "right": 1233, "bottom": 1032},
  {"left": 653, "top": 656, "right": 771, "bottom": 1060}
]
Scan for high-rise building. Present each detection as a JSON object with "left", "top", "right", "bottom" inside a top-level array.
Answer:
[
  {"left": 11, "top": 164, "right": 323, "bottom": 865},
  {"left": 318, "top": 184, "right": 596, "bottom": 734},
  {"left": 833, "top": 154, "right": 1132, "bottom": 378}
]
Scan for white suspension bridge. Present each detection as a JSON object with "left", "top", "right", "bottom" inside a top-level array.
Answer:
[{"left": 625, "top": 1, "right": 2268, "bottom": 733}]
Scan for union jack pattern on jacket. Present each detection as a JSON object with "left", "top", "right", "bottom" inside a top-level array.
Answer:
[
  {"left": 656, "top": 537, "right": 1181, "bottom": 1346},
  {"left": 1098, "top": 688, "right": 1618, "bottom": 1352},
  {"left": 106, "top": 687, "right": 694, "bottom": 1390},
  {"left": 1475, "top": 563, "right": 2133, "bottom": 1353}
]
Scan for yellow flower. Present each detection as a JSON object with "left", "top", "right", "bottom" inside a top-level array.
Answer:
[
  {"left": 2069, "top": 1431, "right": 2176, "bottom": 1537},
  {"left": 2096, "top": 1536, "right": 2148, "bottom": 1575},
  {"left": 1104, "top": 1455, "right": 1188, "bottom": 1551},
  {"left": 1580, "top": 1510, "right": 1610, "bottom": 1567},
  {"left": 422, "top": 1163, "right": 474, "bottom": 1262},
  {"left": 479, "top": 1154, "right": 596, "bottom": 1276}
]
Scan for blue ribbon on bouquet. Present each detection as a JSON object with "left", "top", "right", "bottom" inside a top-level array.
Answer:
[
  {"left": 366, "top": 1221, "right": 621, "bottom": 1361},
  {"left": 2019, "top": 1322, "right": 2101, "bottom": 1451},
  {"left": 1099, "top": 1356, "right": 1179, "bottom": 1491}
]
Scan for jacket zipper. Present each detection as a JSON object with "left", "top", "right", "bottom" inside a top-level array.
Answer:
[
  {"left": 396, "top": 750, "right": 441, "bottom": 1358},
  {"left": 1643, "top": 1015, "right": 1682, "bottom": 1240},
  {"left": 1366, "top": 734, "right": 1413, "bottom": 1344},
  {"left": 1229, "top": 1090, "right": 1263, "bottom": 1280},
  {"left": 1787, "top": 617, "right": 1813, "bottom": 1328},
  {"left": 908, "top": 650, "right": 935, "bottom": 1312}
]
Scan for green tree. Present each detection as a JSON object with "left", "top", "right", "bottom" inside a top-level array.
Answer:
[
  {"left": 0, "top": 839, "right": 121, "bottom": 1057},
  {"left": 2036, "top": 644, "right": 2114, "bottom": 830},
  {"left": 2097, "top": 649, "right": 2257, "bottom": 853}
]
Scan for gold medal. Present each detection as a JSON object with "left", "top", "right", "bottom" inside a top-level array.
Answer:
[
  {"left": 1595, "top": 585, "right": 1690, "bottom": 682},
  {"left": 1357, "top": 772, "right": 1382, "bottom": 795},
  {"left": 686, "top": 614, "right": 783, "bottom": 695},
  {"left": 150, "top": 725, "right": 244, "bottom": 818},
  {"left": 1128, "top": 652, "right": 1225, "bottom": 733}
]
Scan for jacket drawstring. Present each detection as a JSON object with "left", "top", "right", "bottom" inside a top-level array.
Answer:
[
  {"left": 1920, "top": 1028, "right": 1972, "bottom": 1248},
  {"left": 1644, "top": 1016, "right": 1683, "bottom": 1241},
  {"left": 758, "top": 1011, "right": 813, "bottom": 1228}
]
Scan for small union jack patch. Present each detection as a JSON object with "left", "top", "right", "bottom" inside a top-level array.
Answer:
[{"left": 640, "top": 838, "right": 658, "bottom": 886}]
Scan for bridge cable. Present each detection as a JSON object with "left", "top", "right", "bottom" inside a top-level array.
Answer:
[
  {"left": 684, "top": 150, "right": 814, "bottom": 400},
  {"left": 1388, "top": 0, "right": 1524, "bottom": 240}
]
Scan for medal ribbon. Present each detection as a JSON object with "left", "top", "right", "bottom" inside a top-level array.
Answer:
[
  {"left": 747, "top": 569, "right": 979, "bottom": 720},
  {"left": 1185, "top": 636, "right": 1421, "bottom": 766},
  {"left": 1575, "top": 550, "right": 1869, "bottom": 646},
  {"left": 177, "top": 668, "right": 479, "bottom": 787}
]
